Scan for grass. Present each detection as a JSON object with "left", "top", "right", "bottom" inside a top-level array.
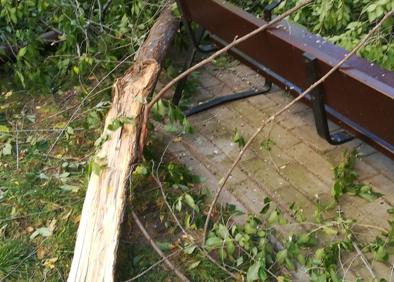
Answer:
[
  {"left": 0, "top": 83, "right": 100, "bottom": 280},
  {"left": 0, "top": 56, "right": 203, "bottom": 280}
]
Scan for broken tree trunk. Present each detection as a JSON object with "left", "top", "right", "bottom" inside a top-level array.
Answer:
[{"left": 68, "top": 4, "right": 178, "bottom": 282}]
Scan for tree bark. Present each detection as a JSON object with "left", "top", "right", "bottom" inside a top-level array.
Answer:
[{"left": 68, "top": 4, "right": 178, "bottom": 282}]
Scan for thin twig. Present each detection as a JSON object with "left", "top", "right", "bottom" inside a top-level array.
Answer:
[
  {"left": 139, "top": 0, "right": 314, "bottom": 150},
  {"left": 337, "top": 244, "right": 345, "bottom": 278},
  {"left": 202, "top": 7, "right": 394, "bottom": 243},
  {"left": 102, "top": 0, "right": 113, "bottom": 17},
  {"left": 123, "top": 249, "right": 181, "bottom": 282},
  {"left": 352, "top": 241, "right": 376, "bottom": 280},
  {"left": 15, "top": 122, "right": 19, "bottom": 169},
  {"left": 151, "top": 139, "right": 239, "bottom": 279},
  {"left": 131, "top": 211, "right": 191, "bottom": 282},
  {"left": 0, "top": 239, "right": 47, "bottom": 282},
  {"left": 96, "top": 0, "right": 103, "bottom": 31},
  {"left": 46, "top": 52, "right": 135, "bottom": 157}
]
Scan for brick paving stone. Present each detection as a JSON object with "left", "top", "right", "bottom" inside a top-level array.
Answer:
[
  {"left": 365, "top": 153, "right": 394, "bottom": 182},
  {"left": 291, "top": 123, "right": 337, "bottom": 153},
  {"left": 241, "top": 157, "right": 290, "bottom": 192},
  {"left": 263, "top": 124, "right": 301, "bottom": 149},
  {"left": 234, "top": 64, "right": 258, "bottom": 76},
  {"left": 237, "top": 72, "right": 266, "bottom": 87},
  {"left": 188, "top": 86, "right": 214, "bottom": 105},
  {"left": 183, "top": 134, "right": 220, "bottom": 159},
  {"left": 211, "top": 135, "right": 257, "bottom": 162},
  {"left": 360, "top": 198, "right": 392, "bottom": 230},
  {"left": 213, "top": 70, "right": 250, "bottom": 92},
  {"left": 202, "top": 81, "right": 235, "bottom": 98},
  {"left": 181, "top": 136, "right": 249, "bottom": 185},
  {"left": 197, "top": 70, "right": 222, "bottom": 88},
  {"left": 228, "top": 100, "right": 269, "bottom": 124},
  {"left": 287, "top": 143, "right": 334, "bottom": 185},
  {"left": 364, "top": 174, "right": 394, "bottom": 201},
  {"left": 280, "top": 163, "right": 329, "bottom": 196},
  {"left": 168, "top": 141, "right": 248, "bottom": 213},
  {"left": 223, "top": 101, "right": 302, "bottom": 150},
  {"left": 157, "top": 60, "right": 394, "bottom": 279},
  {"left": 342, "top": 139, "right": 377, "bottom": 157},
  {"left": 231, "top": 179, "right": 271, "bottom": 214},
  {"left": 266, "top": 91, "right": 293, "bottom": 105},
  {"left": 355, "top": 159, "right": 379, "bottom": 181},
  {"left": 273, "top": 185, "right": 316, "bottom": 219},
  {"left": 278, "top": 112, "right": 308, "bottom": 130},
  {"left": 253, "top": 144, "right": 294, "bottom": 167},
  {"left": 244, "top": 93, "right": 278, "bottom": 111}
]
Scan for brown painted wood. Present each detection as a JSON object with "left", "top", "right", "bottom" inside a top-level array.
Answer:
[
  {"left": 67, "top": 5, "right": 178, "bottom": 281},
  {"left": 180, "top": 0, "right": 394, "bottom": 158}
]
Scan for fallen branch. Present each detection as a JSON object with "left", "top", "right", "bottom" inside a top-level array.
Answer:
[
  {"left": 151, "top": 141, "right": 239, "bottom": 279},
  {"left": 68, "top": 4, "right": 178, "bottom": 281},
  {"left": 151, "top": 173, "right": 239, "bottom": 279},
  {"left": 138, "top": 0, "right": 313, "bottom": 152},
  {"left": 124, "top": 250, "right": 181, "bottom": 282},
  {"left": 202, "top": 7, "right": 394, "bottom": 243},
  {"left": 352, "top": 241, "right": 376, "bottom": 280},
  {"left": 131, "top": 211, "right": 190, "bottom": 282}
]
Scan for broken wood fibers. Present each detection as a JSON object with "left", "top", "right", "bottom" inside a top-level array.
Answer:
[{"left": 68, "top": 4, "right": 178, "bottom": 281}]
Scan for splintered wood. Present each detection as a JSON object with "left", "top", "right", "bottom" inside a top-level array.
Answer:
[{"left": 68, "top": 4, "right": 178, "bottom": 281}]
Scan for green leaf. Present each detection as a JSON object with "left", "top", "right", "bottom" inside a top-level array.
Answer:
[
  {"left": 175, "top": 196, "right": 182, "bottom": 212},
  {"left": 2, "top": 142, "right": 12, "bottom": 155},
  {"left": 387, "top": 208, "right": 394, "bottom": 214},
  {"left": 17, "top": 47, "right": 27, "bottom": 59},
  {"left": 183, "top": 244, "right": 197, "bottom": 255},
  {"left": 0, "top": 125, "right": 9, "bottom": 132},
  {"left": 217, "top": 224, "right": 229, "bottom": 239},
  {"left": 66, "top": 126, "right": 74, "bottom": 135},
  {"left": 134, "top": 165, "right": 148, "bottom": 175},
  {"left": 187, "top": 260, "right": 200, "bottom": 270},
  {"left": 260, "top": 197, "right": 271, "bottom": 214},
  {"left": 322, "top": 226, "right": 338, "bottom": 236},
  {"left": 60, "top": 184, "right": 79, "bottom": 192},
  {"left": 247, "top": 257, "right": 266, "bottom": 282},
  {"left": 236, "top": 256, "right": 244, "bottom": 267},
  {"left": 30, "top": 227, "right": 52, "bottom": 240},
  {"left": 184, "top": 193, "right": 198, "bottom": 211},
  {"left": 91, "top": 159, "right": 107, "bottom": 175},
  {"left": 155, "top": 241, "right": 174, "bottom": 251},
  {"left": 205, "top": 236, "right": 223, "bottom": 250},
  {"left": 107, "top": 119, "right": 122, "bottom": 131},
  {"left": 226, "top": 240, "right": 235, "bottom": 256},
  {"left": 232, "top": 129, "right": 245, "bottom": 149},
  {"left": 276, "top": 249, "right": 287, "bottom": 264},
  {"left": 374, "top": 245, "right": 389, "bottom": 262},
  {"left": 246, "top": 260, "right": 260, "bottom": 282},
  {"left": 260, "top": 139, "right": 275, "bottom": 151}
]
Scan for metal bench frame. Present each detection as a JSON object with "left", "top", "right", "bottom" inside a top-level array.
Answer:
[{"left": 174, "top": 0, "right": 394, "bottom": 158}]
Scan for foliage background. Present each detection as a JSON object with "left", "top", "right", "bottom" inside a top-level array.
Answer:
[{"left": 232, "top": 0, "right": 394, "bottom": 71}]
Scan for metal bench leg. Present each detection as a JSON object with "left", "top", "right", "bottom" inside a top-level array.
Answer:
[
  {"left": 304, "top": 52, "right": 353, "bottom": 145},
  {"left": 172, "top": 0, "right": 274, "bottom": 114}
]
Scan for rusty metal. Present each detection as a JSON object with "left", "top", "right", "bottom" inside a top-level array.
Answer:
[{"left": 178, "top": 0, "right": 394, "bottom": 158}]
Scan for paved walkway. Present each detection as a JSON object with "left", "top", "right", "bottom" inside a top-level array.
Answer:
[{"left": 159, "top": 59, "right": 394, "bottom": 279}]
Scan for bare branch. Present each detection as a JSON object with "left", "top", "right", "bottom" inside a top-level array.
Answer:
[
  {"left": 352, "top": 241, "right": 376, "bottom": 280},
  {"left": 150, "top": 140, "right": 239, "bottom": 279},
  {"left": 131, "top": 211, "right": 190, "bottom": 282},
  {"left": 124, "top": 250, "right": 181, "bottom": 282}
]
